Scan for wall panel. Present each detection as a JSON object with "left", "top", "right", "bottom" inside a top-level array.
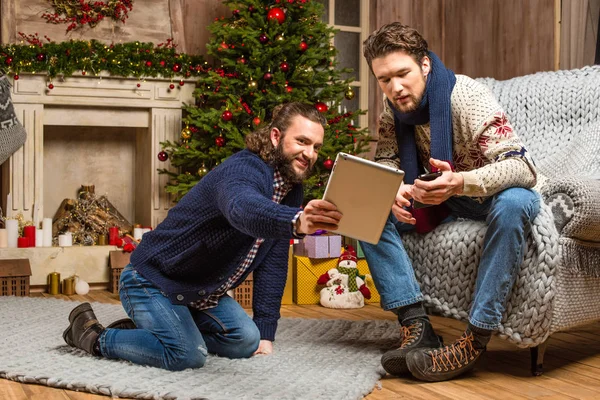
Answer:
[{"left": 368, "top": 0, "right": 556, "bottom": 133}]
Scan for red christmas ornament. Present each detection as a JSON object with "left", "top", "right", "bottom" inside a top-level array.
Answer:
[
  {"left": 179, "top": 80, "right": 185, "bottom": 86},
  {"left": 36, "top": 53, "right": 46, "bottom": 62},
  {"left": 315, "top": 102, "right": 328, "bottom": 113},
  {"left": 232, "top": 9, "right": 240, "bottom": 18},
  {"left": 279, "top": 61, "right": 289, "bottom": 72},
  {"left": 136, "top": 83, "right": 141, "bottom": 88},
  {"left": 286, "top": 86, "right": 293, "bottom": 93},
  {"left": 267, "top": 7, "right": 286, "bottom": 24},
  {"left": 160, "top": 60, "right": 166, "bottom": 67},
  {"left": 145, "top": 61, "right": 152, "bottom": 67},
  {"left": 169, "top": 83, "right": 175, "bottom": 89},
  {"left": 215, "top": 136, "right": 226, "bottom": 147},
  {"left": 172, "top": 63, "right": 182, "bottom": 72},
  {"left": 253, "top": 117, "right": 261, "bottom": 126},
  {"left": 13, "top": 74, "right": 19, "bottom": 80},
  {"left": 157, "top": 151, "right": 168, "bottom": 161},
  {"left": 263, "top": 72, "right": 273, "bottom": 81},
  {"left": 237, "top": 56, "right": 247, "bottom": 64},
  {"left": 221, "top": 110, "right": 233, "bottom": 121},
  {"left": 323, "top": 158, "right": 334, "bottom": 170},
  {"left": 259, "top": 34, "right": 269, "bottom": 44},
  {"left": 5, "top": 57, "right": 13, "bottom": 65},
  {"left": 248, "top": 5, "right": 256, "bottom": 13},
  {"left": 48, "top": 83, "right": 54, "bottom": 90},
  {"left": 299, "top": 41, "right": 308, "bottom": 52}
]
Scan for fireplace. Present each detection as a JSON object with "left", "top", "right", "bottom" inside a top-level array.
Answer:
[{"left": 1, "top": 73, "right": 195, "bottom": 227}]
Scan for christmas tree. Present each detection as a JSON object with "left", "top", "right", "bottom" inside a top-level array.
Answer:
[{"left": 159, "top": 0, "right": 369, "bottom": 202}]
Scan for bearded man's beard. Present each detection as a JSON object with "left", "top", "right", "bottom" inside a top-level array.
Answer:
[
  {"left": 271, "top": 143, "right": 313, "bottom": 184},
  {"left": 392, "top": 93, "right": 422, "bottom": 113}
]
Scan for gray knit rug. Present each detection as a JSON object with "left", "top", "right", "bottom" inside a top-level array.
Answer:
[{"left": 0, "top": 296, "right": 400, "bottom": 400}]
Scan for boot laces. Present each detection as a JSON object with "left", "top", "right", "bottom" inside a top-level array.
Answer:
[
  {"left": 429, "top": 332, "right": 479, "bottom": 372},
  {"left": 399, "top": 321, "right": 422, "bottom": 348}
]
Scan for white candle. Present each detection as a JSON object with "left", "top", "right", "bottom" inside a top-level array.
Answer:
[
  {"left": 58, "top": 233, "right": 72, "bottom": 247},
  {"left": 6, "top": 219, "right": 18, "bottom": 248},
  {"left": 133, "top": 227, "right": 144, "bottom": 241},
  {"left": 0, "top": 229, "right": 7, "bottom": 248},
  {"left": 35, "top": 229, "right": 44, "bottom": 247},
  {"left": 42, "top": 218, "right": 53, "bottom": 247}
]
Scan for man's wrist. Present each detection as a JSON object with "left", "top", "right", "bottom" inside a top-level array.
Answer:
[
  {"left": 453, "top": 172, "right": 465, "bottom": 195},
  {"left": 292, "top": 211, "right": 305, "bottom": 238}
]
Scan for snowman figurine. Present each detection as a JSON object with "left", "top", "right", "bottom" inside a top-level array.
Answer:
[{"left": 317, "top": 245, "right": 371, "bottom": 309}]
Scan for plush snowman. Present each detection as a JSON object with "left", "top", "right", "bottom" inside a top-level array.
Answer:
[{"left": 317, "top": 246, "right": 371, "bottom": 309}]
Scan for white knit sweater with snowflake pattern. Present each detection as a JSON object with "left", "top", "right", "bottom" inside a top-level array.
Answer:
[{"left": 374, "top": 75, "right": 537, "bottom": 199}]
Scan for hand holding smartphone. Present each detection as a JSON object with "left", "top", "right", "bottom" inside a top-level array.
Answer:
[{"left": 413, "top": 171, "right": 442, "bottom": 209}]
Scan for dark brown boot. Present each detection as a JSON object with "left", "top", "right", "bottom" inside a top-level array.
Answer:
[
  {"left": 381, "top": 317, "right": 443, "bottom": 376},
  {"left": 62, "top": 302, "right": 105, "bottom": 354},
  {"left": 406, "top": 328, "right": 489, "bottom": 382}
]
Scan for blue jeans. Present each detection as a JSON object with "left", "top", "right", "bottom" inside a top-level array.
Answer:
[
  {"left": 98, "top": 265, "right": 260, "bottom": 370},
  {"left": 360, "top": 187, "right": 540, "bottom": 331}
]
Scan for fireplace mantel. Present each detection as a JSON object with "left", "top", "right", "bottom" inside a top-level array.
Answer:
[{"left": 1, "top": 73, "right": 196, "bottom": 227}]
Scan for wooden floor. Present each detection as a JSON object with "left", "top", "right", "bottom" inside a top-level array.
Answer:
[{"left": 3, "top": 291, "right": 600, "bottom": 399}]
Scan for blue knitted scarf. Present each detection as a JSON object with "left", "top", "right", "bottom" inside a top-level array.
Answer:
[{"left": 389, "top": 51, "right": 456, "bottom": 184}]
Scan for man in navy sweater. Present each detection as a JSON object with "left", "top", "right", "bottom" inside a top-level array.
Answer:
[{"left": 63, "top": 102, "right": 342, "bottom": 370}]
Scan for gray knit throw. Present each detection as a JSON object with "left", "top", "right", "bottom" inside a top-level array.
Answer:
[
  {"left": 0, "top": 297, "right": 399, "bottom": 400},
  {"left": 0, "top": 74, "right": 27, "bottom": 165},
  {"left": 400, "top": 66, "right": 600, "bottom": 349}
]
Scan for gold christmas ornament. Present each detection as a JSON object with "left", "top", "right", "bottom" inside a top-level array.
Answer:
[
  {"left": 275, "top": 34, "right": 285, "bottom": 42},
  {"left": 181, "top": 126, "right": 192, "bottom": 140},
  {"left": 344, "top": 86, "right": 355, "bottom": 100},
  {"left": 248, "top": 79, "right": 258, "bottom": 90},
  {"left": 198, "top": 164, "right": 209, "bottom": 177}
]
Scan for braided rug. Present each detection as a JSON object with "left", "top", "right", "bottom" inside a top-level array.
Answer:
[{"left": 0, "top": 296, "right": 400, "bottom": 400}]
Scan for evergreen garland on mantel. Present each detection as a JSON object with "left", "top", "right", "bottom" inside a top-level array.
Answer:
[{"left": 0, "top": 34, "right": 206, "bottom": 81}]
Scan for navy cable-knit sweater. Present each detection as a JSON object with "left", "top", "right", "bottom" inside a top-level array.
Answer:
[{"left": 130, "top": 149, "right": 303, "bottom": 341}]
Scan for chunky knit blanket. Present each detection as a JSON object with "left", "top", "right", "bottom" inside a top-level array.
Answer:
[{"left": 402, "top": 66, "right": 600, "bottom": 348}]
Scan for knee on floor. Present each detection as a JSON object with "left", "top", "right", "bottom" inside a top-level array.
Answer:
[
  {"left": 219, "top": 324, "right": 261, "bottom": 359},
  {"left": 162, "top": 343, "right": 208, "bottom": 371}
]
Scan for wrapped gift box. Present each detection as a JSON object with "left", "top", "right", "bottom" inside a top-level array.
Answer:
[
  {"left": 281, "top": 243, "right": 295, "bottom": 305},
  {"left": 293, "top": 256, "right": 380, "bottom": 305},
  {"left": 294, "top": 234, "right": 342, "bottom": 258}
]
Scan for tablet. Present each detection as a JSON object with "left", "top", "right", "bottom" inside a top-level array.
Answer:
[{"left": 323, "top": 152, "right": 404, "bottom": 244}]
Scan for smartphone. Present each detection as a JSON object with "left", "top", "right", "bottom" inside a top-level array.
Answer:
[
  {"left": 416, "top": 171, "right": 442, "bottom": 181},
  {"left": 413, "top": 171, "right": 442, "bottom": 209}
]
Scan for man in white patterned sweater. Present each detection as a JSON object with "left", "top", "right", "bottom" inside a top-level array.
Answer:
[{"left": 360, "top": 22, "right": 541, "bottom": 382}]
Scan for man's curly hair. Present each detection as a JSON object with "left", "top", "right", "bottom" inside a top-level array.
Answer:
[
  {"left": 363, "top": 22, "right": 429, "bottom": 71},
  {"left": 245, "top": 102, "right": 326, "bottom": 162}
]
